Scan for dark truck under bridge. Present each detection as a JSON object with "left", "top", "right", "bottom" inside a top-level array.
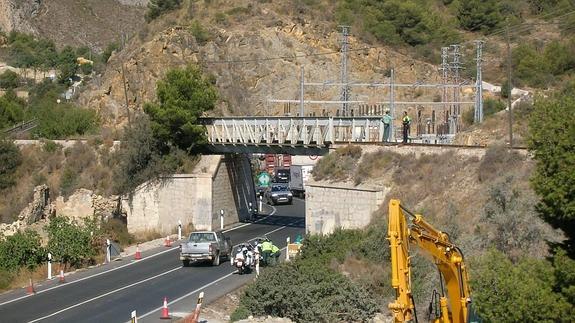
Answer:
[{"left": 200, "top": 116, "right": 385, "bottom": 155}]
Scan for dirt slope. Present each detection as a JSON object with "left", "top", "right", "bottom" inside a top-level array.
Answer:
[{"left": 0, "top": 0, "right": 146, "bottom": 51}]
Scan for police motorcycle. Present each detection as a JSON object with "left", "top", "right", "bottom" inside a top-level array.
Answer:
[{"left": 232, "top": 243, "right": 254, "bottom": 275}]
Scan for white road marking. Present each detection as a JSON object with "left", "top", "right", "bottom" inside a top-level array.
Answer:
[
  {"left": 0, "top": 246, "right": 179, "bottom": 307},
  {"left": 26, "top": 224, "right": 296, "bottom": 322},
  {"left": 136, "top": 245, "right": 289, "bottom": 321},
  {"left": 1, "top": 204, "right": 283, "bottom": 307},
  {"left": 136, "top": 271, "right": 236, "bottom": 320},
  {"left": 27, "top": 267, "right": 181, "bottom": 323},
  {"left": 222, "top": 204, "right": 277, "bottom": 233}
]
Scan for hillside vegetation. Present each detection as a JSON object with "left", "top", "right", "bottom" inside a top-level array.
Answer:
[{"left": 233, "top": 83, "right": 575, "bottom": 321}]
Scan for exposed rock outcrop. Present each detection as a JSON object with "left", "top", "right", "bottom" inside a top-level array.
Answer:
[
  {"left": 55, "top": 189, "right": 119, "bottom": 222},
  {"left": 0, "top": 0, "right": 146, "bottom": 51},
  {"left": 1, "top": 185, "right": 120, "bottom": 237},
  {"left": 0, "top": 0, "right": 39, "bottom": 34},
  {"left": 17, "top": 184, "right": 52, "bottom": 225},
  {"left": 79, "top": 2, "right": 454, "bottom": 127}
]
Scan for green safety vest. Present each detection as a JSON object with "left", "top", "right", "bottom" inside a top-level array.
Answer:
[
  {"left": 261, "top": 241, "right": 273, "bottom": 252},
  {"left": 402, "top": 115, "right": 412, "bottom": 125},
  {"left": 271, "top": 245, "right": 280, "bottom": 253}
]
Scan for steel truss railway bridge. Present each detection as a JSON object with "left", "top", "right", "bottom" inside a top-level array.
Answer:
[{"left": 200, "top": 117, "right": 455, "bottom": 155}]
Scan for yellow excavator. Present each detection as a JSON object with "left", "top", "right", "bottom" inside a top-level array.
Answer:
[{"left": 387, "top": 199, "right": 478, "bottom": 323}]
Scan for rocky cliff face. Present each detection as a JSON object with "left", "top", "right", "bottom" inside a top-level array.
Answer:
[
  {"left": 79, "top": 1, "right": 459, "bottom": 127},
  {"left": 0, "top": 0, "right": 146, "bottom": 51},
  {"left": 0, "top": 0, "right": 39, "bottom": 34}
]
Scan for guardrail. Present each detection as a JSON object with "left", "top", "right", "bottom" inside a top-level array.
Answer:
[{"left": 2, "top": 119, "right": 38, "bottom": 137}]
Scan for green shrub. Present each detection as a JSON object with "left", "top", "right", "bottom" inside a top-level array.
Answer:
[
  {"left": 102, "top": 218, "right": 134, "bottom": 247},
  {"left": 189, "top": 21, "right": 211, "bottom": 45},
  {"left": 0, "top": 70, "right": 20, "bottom": 89},
  {"left": 146, "top": 0, "right": 182, "bottom": 22},
  {"left": 144, "top": 64, "right": 217, "bottom": 152},
  {"left": 234, "top": 262, "right": 378, "bottom": 322},
  {"left": 0, "top": 140, "right": 22, "bottom": 190},
  {"left": 0, "top": 230, "right": 45, "bottom": 273},
  {"left": 462, "top": 107, "right": 475, "bottom": 125},
  {"left": 529, "top": 93, "right": 575, "bottom": 253},
  {"left": 471, "top": 250, "right": 574, "bottom": 322},
  {"left": 214, "top": 12, "right": 228, "bottom": 25},
  {"left": 102, "top": 42, "right": 119, "bottom": 63},
  {"left": 59, "top": 166, "right": 78, "bottom": 197},
  {"left": 0, "top": 90, "right": 26, "bottom": 129},
  {"left": 33, "top": 103, "right": 98, "bottom": 139},
  {"left": 230, "top": 304, "right": 250, "bottom": 322},
  {"left": 483, "top": 98, "right": 506, "bottom": 117},
  {"left": 42, "top": 140, "right": 62, "bottom": 153},
  {"left": 335, "top": 0, "right": 459, "bottom": 48},
  {"left": 457, "top": 0, "right": 504, "bottom": 33},
  {"left": 47, "top": 217, "right": 97, "bottom": 269}
]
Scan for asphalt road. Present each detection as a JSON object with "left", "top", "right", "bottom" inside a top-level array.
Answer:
[{"left": 0, "top": 198, "right": 305, "bottom": 323}]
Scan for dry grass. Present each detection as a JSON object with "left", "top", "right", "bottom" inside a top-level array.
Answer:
[
  {"left": 354, "top": 151, "right": 402, "bottom": 185},
  {"left": 0, "top": 141, "right": 118, "bottom": 223},
  {"left": 312, "top": 145, "right": 362, "bottom": 182},
  {"left": 135, "top": 229, "right": 164, "bottom": 243},
  {"left": 477, "top": 144, "right": 525, "bottom": 182},
  {"left": 338, "top": 256, "right": 390, "bottom": 304}
]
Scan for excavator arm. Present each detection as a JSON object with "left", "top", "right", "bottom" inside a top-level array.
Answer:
[{"left": 388, "top": 199, "right": 472, "bottom": 323}]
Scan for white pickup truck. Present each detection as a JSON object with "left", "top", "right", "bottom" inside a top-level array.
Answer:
[{"left": 179, "top": 231, "right": 233, "bottom": 267}]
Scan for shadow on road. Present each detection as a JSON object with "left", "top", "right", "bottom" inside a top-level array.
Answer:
[{"left": 248, "top": 214, "right": 305, "bottom": 228}]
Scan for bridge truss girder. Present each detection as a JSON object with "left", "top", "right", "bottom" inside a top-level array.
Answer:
[{"left": 201, "top": 117, "right": 384, "bottom": 150}]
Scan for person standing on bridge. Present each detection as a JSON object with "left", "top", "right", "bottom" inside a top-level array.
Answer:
[
  {"left": 402, "top": 111, "right": 412, "bottom": 143},
  {"left": 382, "top": 109, "right": 392, "bottom": 142}
]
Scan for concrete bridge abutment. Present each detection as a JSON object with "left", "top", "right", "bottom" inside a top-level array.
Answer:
[{"left": 123, "top": 154, "right": 256, "bottom": 236}]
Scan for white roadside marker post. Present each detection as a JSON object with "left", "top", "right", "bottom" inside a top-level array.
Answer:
[
  {"left": 106, "top": 239, "right": 111, "bottom": 264},
  {"left": 220, "top": 209, "right": 224, "bottom": 230},
  {"left": 178, "top": 220, "right": 182, "bottom": 240},
  {"left": 259, "top": 195, "right": 263, "bottom": 213},
  {"left": 47, "top": 252, "right": 52, "bottom": 280},
  {"left": 286, "top": 237, "right": 290, "bottom": 262}
]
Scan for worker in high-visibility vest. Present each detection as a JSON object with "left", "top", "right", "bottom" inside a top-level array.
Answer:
[
  {"left": 261, "top": 240, "right": 273, "bottom": 266},
  {"left": 402, "top": 111, "right": 412, "bottom": 143},
  {"left": 270, "top": 244, "right": 281, "bottom": 265}
]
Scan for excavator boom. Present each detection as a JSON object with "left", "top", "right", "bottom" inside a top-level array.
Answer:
[{"left": 388, "top": 199, "right": 472, "bottom": 323}]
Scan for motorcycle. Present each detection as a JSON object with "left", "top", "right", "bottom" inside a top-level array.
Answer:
[{"left": 232, "top": 243, "right": 253, "bottom": 275}]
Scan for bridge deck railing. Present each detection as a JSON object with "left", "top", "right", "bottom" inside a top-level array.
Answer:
[{"left": 200, "top": 117, "right": 384, "bottom": 146}]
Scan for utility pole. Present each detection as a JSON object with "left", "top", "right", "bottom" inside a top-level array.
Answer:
[
  {"left": 450, "top": 44, "right": 463, "bottom": 134},
  {"left": 440, "top": 47, "right": 450, "bottom": 115},
  {"left": 300, "top": 66, "right": 305, "bottom": 117},
  {"left": 121, "top": 63, "right": 132, "bottom": 128},
  {"left": 340, "top": 26, "right": 350, "bottom": 116},
  {"left": 506, "top": 24, "right": 514, "bottom": 147},
  {"left": 474, "top": 40, "right": 484, "bottom": 124},
  {"left": 390, "top": 68, "right": 395, "bottom": 142}
]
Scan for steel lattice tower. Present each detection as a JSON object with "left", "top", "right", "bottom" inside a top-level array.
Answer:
[{"left": 340, "top": 26, "right": 351, "bottom": 115}]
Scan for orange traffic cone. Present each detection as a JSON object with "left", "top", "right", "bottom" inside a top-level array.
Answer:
[
  {"left": 27, "top": 278, "right": 35, "bottom": 294},
  {"left": 135, "top": 244, "right": 142, "bottom": 260},
  {"left": 160, "top": 297, "right": 171, "bottom": 319},
  {"left": 59, "top": 269, "right": 66, "bottom": 283},
  {"left": 164, "top": 236, "right": 172, "bottom": 247}
]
